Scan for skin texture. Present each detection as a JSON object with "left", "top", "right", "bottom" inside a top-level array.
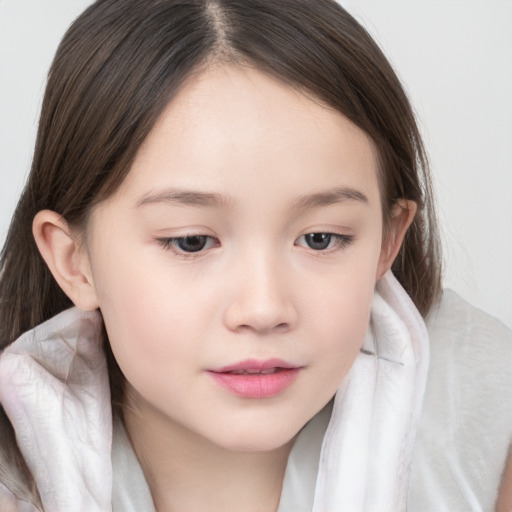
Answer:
[{"left": 33, "top": 65, "right": 415, "bottom": 511}]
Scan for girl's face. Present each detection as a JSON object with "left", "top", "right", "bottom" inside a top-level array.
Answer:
[{"left": 84, "top": 65, "right": 388, "bottom": 451}]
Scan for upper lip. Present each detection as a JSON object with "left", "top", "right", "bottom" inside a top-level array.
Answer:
[{"left": 210, "top": 358, "right": 300, "bottom": 374}]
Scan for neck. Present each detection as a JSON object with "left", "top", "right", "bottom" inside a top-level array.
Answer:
[{"left": 123, "top": 390, "right": 293, "bottom": 512}]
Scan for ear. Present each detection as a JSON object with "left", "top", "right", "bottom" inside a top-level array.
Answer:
[
  {"left": 32, "top": 210, "right": 99, "bottom": 311},
  {"left": 376, "top": 199, "right": 417, "bottom": 280}
]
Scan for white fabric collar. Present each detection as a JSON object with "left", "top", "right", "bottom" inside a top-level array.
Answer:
[
  {"left": 0, "top": 271, "right": 429, "bottom": 511},
  {"left": 0, "top": 308, "right": 111, "bottom": 511},
  {"left": 277, "top": 271, "right": 429, "bottom": 511}
]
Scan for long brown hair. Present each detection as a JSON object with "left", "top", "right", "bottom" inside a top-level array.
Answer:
[{"left": 0, "top": 0, "right": 441, "bottom": 505}]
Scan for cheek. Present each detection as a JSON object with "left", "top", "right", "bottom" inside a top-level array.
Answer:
[
  {"left": 303, "top": 243, "right": 380, "bottom": 381},
  {"left": 88, "top": 246, "right": 201, "bottom": 380},
  {"left": 98, "top": 285, "right": 205, "bottom": 410},
  {"left": 312, "top": 278, "right": 373, "bottom": 362},
  {"left": 100, "top": 279, "right": 192, "bottom": 345},
  {"left": 306, "top": 233, "right": 380, "bottom": 324}
]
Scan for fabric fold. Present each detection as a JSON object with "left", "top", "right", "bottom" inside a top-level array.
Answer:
[
  {"left": 0, "top": 308, "right": 112, "bottom": 512},
  {"left": 311, "top": 271, "right": 429, "bottom": 512},
  {"left": 0, "top": 271, "right": 429, "bottom": 511}
]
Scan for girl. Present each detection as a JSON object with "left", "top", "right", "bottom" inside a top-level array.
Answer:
[{"left": 0, "top": 1, "right": 510, "bottom": 510}]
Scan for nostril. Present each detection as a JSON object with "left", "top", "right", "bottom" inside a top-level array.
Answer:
[
  {"left": 234, "top": 321, "right": 290, "bottom": 335},
  {"left": 222, "top": 284, "right": 298, "bottom": 334}
]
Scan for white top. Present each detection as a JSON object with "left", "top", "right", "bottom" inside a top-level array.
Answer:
[
  {"left": 1, "top": 276, "right": 511, "bottom": 511},
  {"left": 408, "top": 289, "right": 512, "bottom": 510},
  {"left": 108, "top": 283, "right": 512, "bottom": 511}
]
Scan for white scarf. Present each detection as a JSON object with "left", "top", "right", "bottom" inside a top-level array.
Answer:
[
  {"left": 0, "top": 307, "right": 111, "bottom": 511},
  {"left": 311, "top": 271, "right": 429, "bottom": 511},
  {"left": 0, "top": 271, "right": 429, "bottom": 511}
]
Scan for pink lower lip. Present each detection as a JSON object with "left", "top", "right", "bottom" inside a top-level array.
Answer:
[{"left": 208, "top": 367, "right": 301, "bottom": 399}]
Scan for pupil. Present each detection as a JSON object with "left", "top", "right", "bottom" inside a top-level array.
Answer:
[
  {"left": 306, "top": 233, "right": 331, "bottom": 250},
  {"left": 178, "top": 236, "right": 207, "bottom": 252}
]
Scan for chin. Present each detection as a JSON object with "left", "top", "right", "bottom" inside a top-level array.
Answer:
[{"left": 209, "top": 422, "right": 302, "bottom": 453}]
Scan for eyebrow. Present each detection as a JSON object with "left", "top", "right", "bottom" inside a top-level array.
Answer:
[
  {"left": 290, "top": 187, "right": 369, "bottom": 210},
  {"left": 136, "top": 189, "right": 231, "bottom": 209},
  {"left": 136, "top": 186, "right": 368, "bottom": 210}
]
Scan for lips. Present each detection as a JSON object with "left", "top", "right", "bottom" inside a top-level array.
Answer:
[{"left": 208, "top": 358, "right": 301, "bottom": 399}]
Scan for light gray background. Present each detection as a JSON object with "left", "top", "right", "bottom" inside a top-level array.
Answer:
[{"left": 1, "top": 0, "right": 511, "bottom": 328}]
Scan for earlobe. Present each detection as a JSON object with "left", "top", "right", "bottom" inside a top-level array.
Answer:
[
  {"left": 32, "top": 210, "right": 99, "bottom": 311},
  {"left": 376, "top": 199, "right": 417, "bottom": 280}
]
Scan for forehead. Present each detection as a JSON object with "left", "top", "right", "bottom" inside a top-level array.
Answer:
[{"left": 116, "top": 64, "right": 380, "bottom": 208}]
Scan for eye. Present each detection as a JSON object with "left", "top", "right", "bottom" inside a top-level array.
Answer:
[
  {"left": 297, "top": 233, "right": 354, "bottom": 251},
  {"left": 157, "top": 235, "right": 218, "bottom": 254}
]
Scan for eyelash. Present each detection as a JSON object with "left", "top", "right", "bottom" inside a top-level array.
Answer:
[
  {"left": 156, "top": 232, "right": 354, "bottom": 258},
  {"left": 156, "top": 235, "right": 219, "bottom": 258},
  {"left": 296, "top": 233, "right": 354, "bottom": 253}
]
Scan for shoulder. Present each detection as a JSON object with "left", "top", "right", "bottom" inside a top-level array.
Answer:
[
  {"left": 426, "top": 290, "right": 512, "bottom": 396},
  {"left": 425, "top": 289, "right": 512, "bottom": 423},
  {"left": 408, "top": 290, "right": 512, "bottom": 511},
  {"left": 427, "top": 288, "right": 512, "bottom": 357}
]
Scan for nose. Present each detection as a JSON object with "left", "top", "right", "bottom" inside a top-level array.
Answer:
[{"left": 222, "top": 250, "right": 298, "bottom": 335}]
